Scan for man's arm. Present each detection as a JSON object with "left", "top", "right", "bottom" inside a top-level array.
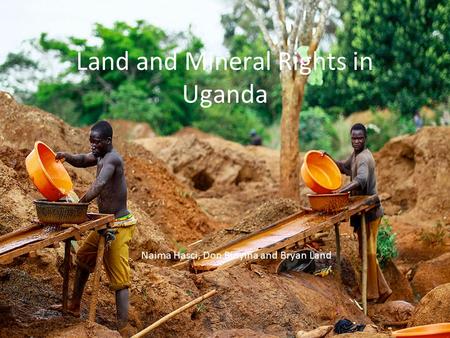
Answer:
[
  {"left": 320, "top": 151, "right": 352, "bottom": 176},
  {"left": 56, "top": 152, "right": 97, "bottom": 168},
  {"left": 335, "top": 160, "right": 368, "bottom": 193},
  {"left": 334, "top": 156, "right": 352, "bottom": 176},
  {"left": 79, "top": 160, "right": 116, "bottom": 203}
]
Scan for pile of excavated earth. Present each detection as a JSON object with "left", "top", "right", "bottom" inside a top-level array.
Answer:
[{"left": 0, "top": 91, "right": 449, "bottom": 337}]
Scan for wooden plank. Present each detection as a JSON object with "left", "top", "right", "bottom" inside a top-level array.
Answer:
[
  {"left": 0, "top": 223, "right": 42, "bottom": 242},
  {"left": 191, "top": 196, "right": 379, "bottom": 272},
  {"left": 335, "top": 223, "right": 341, "bottom": 281},
  {"left": 0, "top": 214, "right": 114, "bottom": 265},
  {"left": 361, "top": 212, "right": 368, "bottom": 315},
  {"left": 199, "top": 196, "right": 374, "bottom": 259}
]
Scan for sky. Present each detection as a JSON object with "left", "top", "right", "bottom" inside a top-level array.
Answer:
[{"left": 0, "top": 0, "right": 229, "bottom": 63}]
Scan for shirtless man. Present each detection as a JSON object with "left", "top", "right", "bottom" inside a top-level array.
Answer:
[{"left": 56, "top": 120, "right": 136, "bottom": 333}]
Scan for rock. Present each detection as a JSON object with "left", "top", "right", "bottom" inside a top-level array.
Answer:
[
  {"left": 296, "top": 325, "right": 333, "bottom": 338},
  {"left": 411, "top": 252, "right": 450, "bottom": 299},
  {"left": 409, "top": 283, "right": 450, "bottom": 326},
  {"left": 368, "top": 301, "right": 414, "bottom": 325}
]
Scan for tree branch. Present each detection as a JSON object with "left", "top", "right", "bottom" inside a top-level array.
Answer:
[
  {"left": 299, "top": 0, "right": 314, "bottom": 46},
  {"left": 244, "top": 0, "right": 279, "bottom": 54},
  {"left": 269, "top": 0, "right": 286, "bottom": 50},
  {"left": 310, "top": 0, "right": 331, "bottom": 51},
  {"left": 296, "top": 0, "right": 331, "bottom": 78},
  {"left": 278, "top": 0, "right": 288, "bottom": 46},
  {"left": 289, "top": 1, "right": 304, "bottom": 54}
]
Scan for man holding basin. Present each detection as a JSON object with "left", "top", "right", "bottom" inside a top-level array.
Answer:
[
  {"left": 56, "top": 120, "right": 135, "bottom": 335},
  {"left": 323, "top": 123, "right": 392, "bottom": 303}
]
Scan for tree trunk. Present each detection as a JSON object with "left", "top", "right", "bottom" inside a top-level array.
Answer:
[{"left": 279, "top": 70, "right": 306, "bottom": 200}]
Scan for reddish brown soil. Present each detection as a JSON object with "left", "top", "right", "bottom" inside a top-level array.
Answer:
[
  {"left": 129, "top": 263, "right": 370, "bottom": 338},
  {"left": 107, "top": 119, "right": 155, "bottom": 141},
  {"left": 409, "top": 283, "right": 450, "bottom": 326},
  {"left": 410, "top": 252, "right": 450, "bottom": 299},
  {"left": 375, "top": 127, "right": 450, "bottom": 223},
  {"left": 1, "top": 92, "right": 449, "bottom": 336},
  {"left": 0, "top": 93, "right": 223, "bottom": 248}
]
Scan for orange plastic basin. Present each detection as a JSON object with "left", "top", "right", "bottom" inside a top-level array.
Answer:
[
  {"left": 392, "top": 323, "right": 450, "bottom": 338},
  {"left": 25, "top": 141, "right": 73, "bottom": 201},
  {"left": 301, "top": 150, "right": 342, "bottom": 194}
]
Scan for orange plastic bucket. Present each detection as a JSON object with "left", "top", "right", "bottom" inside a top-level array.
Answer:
[
  {"left": 25, "top": 141, "right": 73, "bottom": 201},
  {"left": 392, "top": 323, "right": 450, "bottom": 338},
  {"left": 301, "top": 150, "right": 342, "bottom": 194}
]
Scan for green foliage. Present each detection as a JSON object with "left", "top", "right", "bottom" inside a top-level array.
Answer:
[
  {"left": 33, "top": 82, "right": 83, "bottom": 125},
  {"left": 377, "top": 218, "right": 398, "bottom": 267},
  {"left": 366, "top": 111, "right": 416, "bottom": 152},
  {"left": 0, "top": 52, "right": 38, "bottom": 72},
  {"left": 307, "top": 0, "right": 450, "bottom": 116},
  {"left": 193, "top": 105, "right": 266, "bottom": 144},
  {"left": 419, "top": 221, "right": 448, "bottom": 246},
  {"left": 221, "top": 4, "right": 281, "bottom": 126},
  {"left": 0, "top": 50, "right": 41, "bottom": 100},
  {"left": 32, "top": 21, "right": 204, "bottom": 134},
  {"left": 332, "top": 115, "right": 353, "bottom": 159},
  {"left": 299, "top": 107, "right": 339, "bottom": 152}
]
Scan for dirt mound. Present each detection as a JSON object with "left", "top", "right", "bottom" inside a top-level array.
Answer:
[
  {"left": 375, "top": 127, "right": 450, "bottom": 221},
  {"left": 0, "top": 92, "right": 86, "bottom": 152},
  {"left": 409, "top": 283, "right": 450, "bottom": 326},
  {"left": 234, "top": 198, "right": 301, "bottom": 233},
  {"left": 0, "top": 147, "right": 39, "bottom": 234},
  {"left": 172, "top": 126, "right": 212, "bottom": 139},
  {"left": 381, "top": 260, "right": 414, "bottom": 303},
  {"left": 134, "top": 134, "right": 311, "bottom": 226},
  {"left": 120, "top": 142, "right": 224, "bottom": 244},
  {"left": 130, "top": 263, "right": 370, "bottom": 338},
  {"left": 47, "top": 322, "right": 121, "bottom": 338},
  {"left": 135, "top": 134, "right": 276, "bottom": 193},
  {"left": 106, "top": 119, "right": 155, "bottom": 141},
  {"left": 411, "top": 252, "right": 450, "bottom": 299},
  {"left": 0, "top": 93, "right": 223, "bottom": 246},
  {"left": 195, "top": 198, "right": 301, "bottom": 253},
  {"left": 0, "top": 267, "right": 121, "bottom": 337}
]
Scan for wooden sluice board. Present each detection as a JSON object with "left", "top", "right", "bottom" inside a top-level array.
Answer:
[
  {"left": 0, "top": 213, "right": 114, "bottom": 265},
  {"left": 190, "top": 195, "right": 379, "bottom": 272}
]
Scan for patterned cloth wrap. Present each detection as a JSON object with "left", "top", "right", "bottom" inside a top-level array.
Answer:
[{"left": 76, "top": 213, "right": 137, "bottom": 290}]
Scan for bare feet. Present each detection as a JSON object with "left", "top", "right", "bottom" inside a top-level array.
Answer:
[{"left": 50, "top": 302, "right": 81, "bottom": 317}]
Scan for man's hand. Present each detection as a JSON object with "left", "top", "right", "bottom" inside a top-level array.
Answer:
[
  {"left": 55, "top": 152, "right": 66, "bottom": 162},
  {"left": 320, "top": 150, "right": 329, "bottom": 158},
  {"left": 78, "top": 195, "right": 87, "bottom": 203}
]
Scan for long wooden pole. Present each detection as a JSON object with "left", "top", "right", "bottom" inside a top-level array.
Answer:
[
  {"left": 62, "top": 239, "right": 71, "bottom": 311},
  {"left": 334, "top": 223, "right": 341, "bottom": 282},
  {"left": 361, "top": 212, "right": 368, "bottom": 315},
  {"left": 88, "top": 235, "right": 105, "bottom": 322},
  {"left": 131, "top": 289, "right": 217, "bottom": 338}
]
